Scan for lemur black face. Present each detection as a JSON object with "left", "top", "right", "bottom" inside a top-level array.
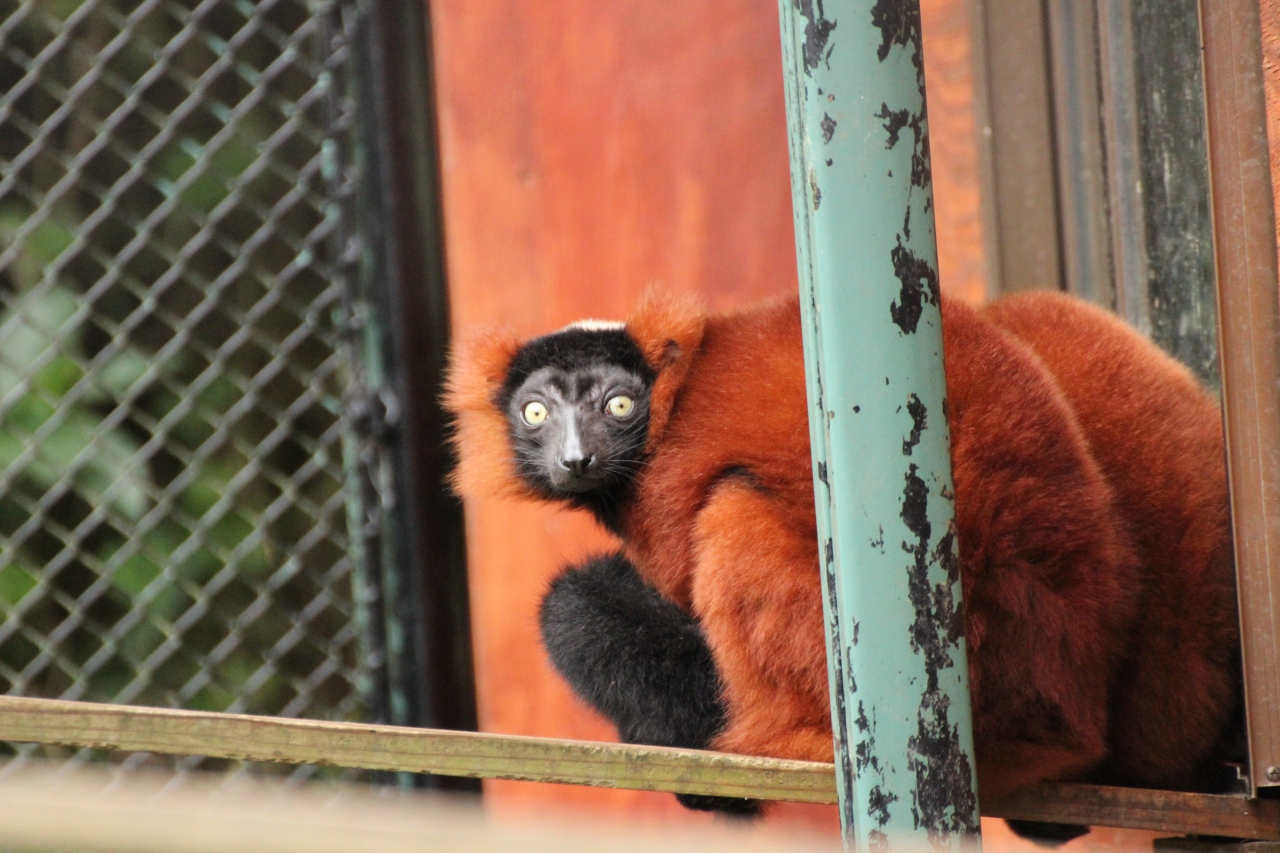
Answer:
[{"left": 500, "top": 326, "right": 654, "bottom": 531}]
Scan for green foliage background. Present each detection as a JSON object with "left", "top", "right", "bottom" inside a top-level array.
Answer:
[{"left": 0, "top": 0, "right": 366, "bottom": 756}]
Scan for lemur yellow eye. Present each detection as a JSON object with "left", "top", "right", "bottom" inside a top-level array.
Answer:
[
  {"left": 607, "top": 395, "right": 634, "bottom": 417},
  {"left": 522, "top": 401, "right": 548, "bottom": 425}
]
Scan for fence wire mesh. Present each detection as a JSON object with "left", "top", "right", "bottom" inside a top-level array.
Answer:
[{"left": 0, "top": 0, "right": 381, "bottom": 778}]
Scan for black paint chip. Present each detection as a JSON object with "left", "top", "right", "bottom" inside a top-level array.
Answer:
[
  {"left": 821, "top": 112, "right": 838, "bottom": 143},
  {"left": 889, "top": 238, "right": 940, "bottom": 335}
]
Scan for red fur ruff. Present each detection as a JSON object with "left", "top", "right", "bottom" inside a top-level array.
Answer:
[
  {"left": 445, "top": 291, "right": 1238, "bottom": 796},
  {"left": 443, "top": 325, "right": 533, "bottom": 501}
]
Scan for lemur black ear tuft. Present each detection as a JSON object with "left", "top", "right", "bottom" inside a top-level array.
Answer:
[
  {"left": 442, "top": 326, "right": 540, "bottom": 501},
  {"left": 625, "top": 289, "right": 706, "bottom": 451}
]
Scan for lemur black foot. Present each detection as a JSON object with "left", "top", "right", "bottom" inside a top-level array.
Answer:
[
  {"left": 539, "top": 551, "right": 726, "bottom": 749},
  {"left": 1005, "top": 820, "right": 1090, "bottom": 847},
  {"left": 676, "top": 792, "right": 763, "bottom": 818},
  {"left": 539, "top": 552, "right": 760, "bottom": 818}
]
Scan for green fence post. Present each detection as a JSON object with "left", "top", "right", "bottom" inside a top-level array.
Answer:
[{"left": 777, "top": 2, "right": 983, "bottom": 850}]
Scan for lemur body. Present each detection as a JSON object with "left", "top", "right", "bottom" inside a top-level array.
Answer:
[{"left": 446, "top": 291, "right": 1239, "bottom": 809}]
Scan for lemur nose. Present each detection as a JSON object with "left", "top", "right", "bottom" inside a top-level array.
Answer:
[{"left": 562, "top": 455, "right": 594, "bottom": 477}]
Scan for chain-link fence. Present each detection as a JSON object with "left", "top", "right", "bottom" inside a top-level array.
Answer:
[{"left": 0, "top": 0, "right": 394, "bottom": 779}]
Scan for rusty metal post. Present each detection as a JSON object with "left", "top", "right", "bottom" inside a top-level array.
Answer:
[{"left": 777, "top": 1, "right": 983, "bottom": 850}]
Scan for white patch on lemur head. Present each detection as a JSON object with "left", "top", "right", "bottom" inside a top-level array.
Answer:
[{"left": 558, "top": 319, "right": 625, "bottom": 333}]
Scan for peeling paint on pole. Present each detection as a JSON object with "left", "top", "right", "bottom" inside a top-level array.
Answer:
[{"left": 777, "top": 0, "right": 983, "bottom": 850}]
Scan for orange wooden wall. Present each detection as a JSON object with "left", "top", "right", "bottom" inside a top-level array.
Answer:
[
  {"left": 425, "top": 4, "right": 1275, "bottom": 850},
  {"left": 429, "top": 0, "right": 982, "bottom": 832}
]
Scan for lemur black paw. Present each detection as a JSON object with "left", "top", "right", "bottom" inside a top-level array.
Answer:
[{"left": 539, "top": 552, "right": 728, "bottom": 751}]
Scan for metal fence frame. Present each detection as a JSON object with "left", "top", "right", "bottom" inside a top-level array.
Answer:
[
  {"left": 0, "top": 0, "right": 474, "bottom": 785},
  {"left": 340, "top": 0, "right": 477, "bottom": 789}
]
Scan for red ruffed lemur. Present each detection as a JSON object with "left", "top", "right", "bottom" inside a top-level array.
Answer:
[{"left": 445, "top": 290, "right": 1241, "bottom": 825}]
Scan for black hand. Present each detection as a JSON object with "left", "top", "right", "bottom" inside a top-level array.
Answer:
[{"left": 539, "top": 552, "right": 761, "bottom": 818}]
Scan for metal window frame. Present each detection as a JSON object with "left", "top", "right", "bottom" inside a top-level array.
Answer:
[
  {"left": 1199, "top": 0, "right": 1280, "bottom": 795},
  {"left": 970, "top": 0, "right": 1064, "bottom": 298},
  {"left": 1045, "top": 0, "right": 1117, "bottom": 308},
  {"left": 970, "top": 0, "right": 1280, "bottom": 798},
  {"left": 346, "top": 0, "right": 478, "bottom": 790}
]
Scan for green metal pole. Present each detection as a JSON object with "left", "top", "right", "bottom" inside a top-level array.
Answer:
[{"left": 777, "top": 2, "right": 982, "bottom": 851}]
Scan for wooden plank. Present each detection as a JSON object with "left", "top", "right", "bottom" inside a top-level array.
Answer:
[
  {"left": 983, "top": 783, "right": 1280, "bottom": 841},
  {"left": 1157, "top": 839, "right": 1280, "bottom": 853},
  {"left": 0, "top": 696, "right": 837, "bottom": 804},
  {"left": 2, "top": 696, "right": 1279, "bottom": 840},
  {"left": 1200, "top": 0, "right": 1280, "bottom": 793}
]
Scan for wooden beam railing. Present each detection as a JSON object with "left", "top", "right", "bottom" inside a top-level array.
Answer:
[
  {"left": 0, "top": 696, "right": 1278, "bottom": 840},
  {"left": 0, "top": 696, "right": 833, "bottom": 804}
]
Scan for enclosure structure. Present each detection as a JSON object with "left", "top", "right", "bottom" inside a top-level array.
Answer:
[
  {"left": 0, "top": 0, "right": 473, "bottom": 784},
  {"left": 0, "top": 0, "right": 1278, "bottom": 851},
  {"left": 778, "top": 0, "right": 980, "bottom": 848},
  {"left": 973, "top": 0, "right": 1280, "bottom": 798}
]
